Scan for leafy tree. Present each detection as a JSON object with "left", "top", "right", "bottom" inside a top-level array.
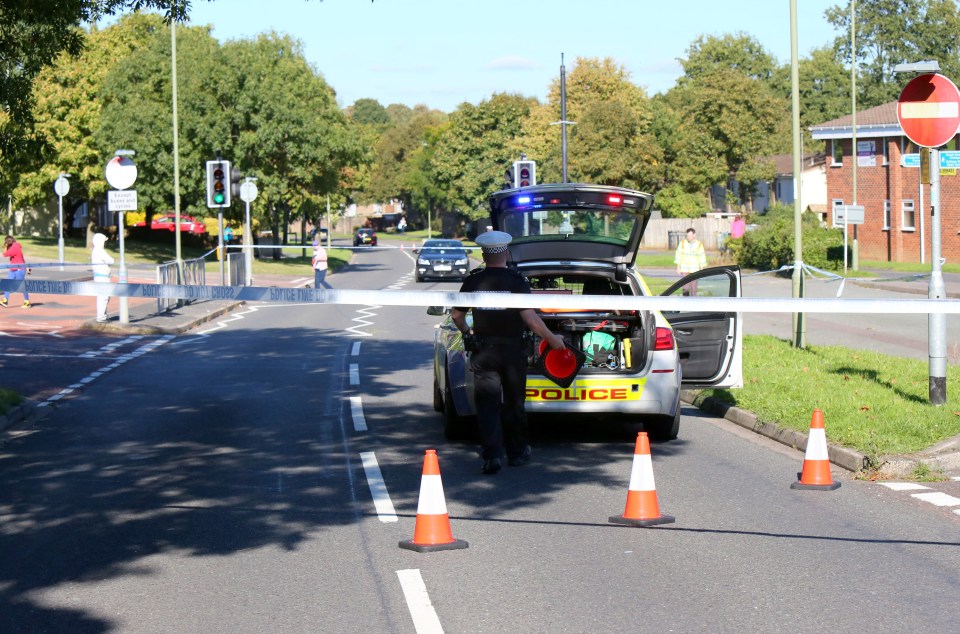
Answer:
[
  {"left": 349, "top": 98, "right": 390, "bottom": 127},
  {"left": 367, "top": 105, "right": 447, "bottom": 225},
  {"left": 96, "top": 21, "right": 228, "bottom": 221},
  {"left": 225, "top": 33, "right": 365, "bottom": 255},
  {"left": 680, "top": 33, "right": 778, "bottom": 83},
  {"left": 0, "top": 1, "right": 210, "bottom": 189},
  {"left": 15, "top": 13, "right": 166, "bottom": 236},
  {"left": 826, "top": 0, "right": 960, "bottom": 107},
  {"left": 663, "top": 68, "right": 789, "bottom": 211},
  {"left": 519, "top": 57, "right": 661, "bottom": 190},
  {"left": 431, "top": 93, "right": 535, "bottom": 221},
  {"left": 771, "top": 46, "right": 853, "bottom": 143}
]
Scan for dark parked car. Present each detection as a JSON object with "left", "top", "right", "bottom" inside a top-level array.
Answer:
[
  {"left": 414, "top": 239, "right": 471, "bottom": 282},
  {"left": 354, "top": 227, "right": 377, "bottom": 247}
]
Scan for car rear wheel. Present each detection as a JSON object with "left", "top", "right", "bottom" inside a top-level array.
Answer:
[{"left": 645, "top": 407, "right": 680, "bottom": 441}]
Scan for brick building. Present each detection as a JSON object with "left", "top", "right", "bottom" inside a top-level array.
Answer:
[{"left": 810, "top": 101, "right": 960, "bottom": 263}]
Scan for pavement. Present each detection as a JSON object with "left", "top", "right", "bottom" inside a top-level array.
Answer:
[{"left": 2, "top": 256, "right": 959, "bottom": 478}]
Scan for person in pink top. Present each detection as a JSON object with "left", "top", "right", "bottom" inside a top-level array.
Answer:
[
  {"left": 2, "top": 235, "right": 30, "bottom": 308},
  {"left": 730, "top": 215, "right": 746, "bottom": 239}
]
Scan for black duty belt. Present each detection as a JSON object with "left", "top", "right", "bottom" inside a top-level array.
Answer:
[{"left": 478, "top": 335, "right": 523, "bottom": 346}]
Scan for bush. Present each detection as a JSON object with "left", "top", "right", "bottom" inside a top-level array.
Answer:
[{"left": 739, "top": 205, "right": 846, "bottom": 272}]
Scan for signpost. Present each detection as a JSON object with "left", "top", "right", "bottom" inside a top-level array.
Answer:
[
  {"left": 896, "top": 71, "right": 959, "bottom": 405},
  {"left": 105, "top": 152, "right": 137, "bottom": 324},
  {"left": 53, "top": 174, "right": 70, "bottom": 271},
  {"left": 832, "top": 205, "right": 864, "bottom": 273},
  {"left": 239, "top": 178, "right": 258, "bottom": 286}
]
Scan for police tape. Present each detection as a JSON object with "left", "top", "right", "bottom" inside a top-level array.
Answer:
[{"left": 1, "top": 277, "right": 958, "bottom": 314}]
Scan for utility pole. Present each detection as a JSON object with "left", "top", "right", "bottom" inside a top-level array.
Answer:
[
  {"left": 170, "top": 5, "right": 183, "bottom": 279},
  {"left": 789, "top": 0, "right": 806, "bottom": 348},
  {"left": 851, "top": 0, "right": 859, "bottom": 271},
  {"left": 550, "top": 53, "right": 576, "bottom": 183}
]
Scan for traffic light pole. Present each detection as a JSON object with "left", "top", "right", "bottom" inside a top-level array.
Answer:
[{"left": 929, "top": 147, "right": 947, "bottom": 405}]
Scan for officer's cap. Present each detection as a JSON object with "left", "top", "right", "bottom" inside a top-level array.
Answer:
[{"left": 476, "top": 230, "right": 512, "bottom": 254}]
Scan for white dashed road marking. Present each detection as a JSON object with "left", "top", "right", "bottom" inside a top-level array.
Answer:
[
  {"left": 910, "top": 492, "right": 960, "bottom": 507},
  {"left": 351, "top": 341, "right": 361, "bottom": 356},
  {"left": 396, "top": 569, "right": 444, "bottom": 634},
  {"left": 360, "top": 451, "right": 398, "bottom": 523},
  {"left": 879, "top": 482, "right": 931, "bottom": 492},
  {"left": 349, "top": 396, "right": 367, "bottom": 432},
  {"left": 349, "top": 363, "right": 359, "bottom": 386},
  {"left": 37, "top": 335, "right": 174, "bottom": 408}
]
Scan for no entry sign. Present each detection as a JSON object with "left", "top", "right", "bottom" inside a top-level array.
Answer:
[{"left": 897, "top": 73, "right": 960, "bottom": 148}]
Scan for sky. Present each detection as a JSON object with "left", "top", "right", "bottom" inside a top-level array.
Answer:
[{"left": 183, "top": 0, "right": 844, "bottom": 113}]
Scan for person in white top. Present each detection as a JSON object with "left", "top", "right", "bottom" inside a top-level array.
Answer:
[
  {"left": 312, "top": 239, "right": 331, "bottom": 289},
  {"left": 91, "top": 233, "right": 115, "bottom": 322}
]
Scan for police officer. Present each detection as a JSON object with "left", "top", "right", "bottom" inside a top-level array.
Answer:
[{"left": 451, "top": 231, "right": 565, "bottom": 475}]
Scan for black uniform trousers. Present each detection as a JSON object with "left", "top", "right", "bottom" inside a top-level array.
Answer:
[{"left": 469, "top": 341, "right": 528, "bottom": 461}]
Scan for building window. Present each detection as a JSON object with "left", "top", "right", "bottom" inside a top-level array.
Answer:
[
  {"left": 883, "top": 200, "right": 890, "bottom": 230},
  {"left": 902, "top": 200, "right": 915, "bottom": 231},
  {"left": 832, "top": 199, "right": 843, "bottom": 225},
  {"left": 881, "top": 137, "right": 888, "bottom": 165},
  {"left": 831, "top": 139, "right": 843, "bottom": 166},
  {"left": 902, "top": 138, "right": 919, "bottom": 155}
]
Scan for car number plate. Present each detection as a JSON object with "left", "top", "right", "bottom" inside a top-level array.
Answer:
[{"left": 434, "top": 265, "right": 452, "bottom": 271}]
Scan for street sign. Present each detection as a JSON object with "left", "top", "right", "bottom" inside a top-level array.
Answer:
[
  {"left": 899, "top": 151, "right": 960, "bottom": 171},
  {"left": 897, "top": 73, "right": 960, "bottom": 148},
  {"left": 54, "top": 175, "right": 70, "bottom": 197},
  {"left": 940, "top": 150, "right": 960, "bottom": 168},
  {"left": 239, "top": 180, "right": 258, "bottom": 203},
  {"left": 833, "top": 205, "right": 865, "bottom": 228},
  {"left": 107, "top": 189, "right": 138, "bottom": 211},
  {"left": 105, "top": 156, "right": 138, "bottom": 190}
]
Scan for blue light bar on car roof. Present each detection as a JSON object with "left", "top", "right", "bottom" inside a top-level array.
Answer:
[{"left": 517, "top": 196, "right": 531, "bottom": 205}]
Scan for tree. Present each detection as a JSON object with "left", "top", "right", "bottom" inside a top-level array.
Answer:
[
  {"left": 431, "top": 93, "right": 536, "bottom": 222},
  {"left": 0, "top": 1, "right": 210, "bottom": 189},
  {"left": 349, "top": 98, "right": 390, "bottom": 127},
  {"left": 367, "top": 105, "right": 447, "bottom": 225},
  {"left": 663, "top": 68, "right": 789, "bottom": 210},
  {"left": 680, "top": 33, "right": 778, "bottom": 83},
  {"left": 826, "top": 0, "right": 960, "bottom": 108},
  {"left": 15, "top": 13, "right": 166, "bottom": 235},
  {"left": 96, "top": 21, "right": 228, "bottom": 220},
  {"left": 225, "top": 33, "right": 365, "bottom": 255},
  {"left": 771, "top": 46, "right": 852, "bottom": 140},
  {"left": 519, "top": 57, "right": 661, "bottom": 190}
]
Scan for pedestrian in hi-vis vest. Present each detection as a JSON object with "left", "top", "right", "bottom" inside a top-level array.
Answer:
[{"left": 674, "top": 227, "right": 706, "bottom": 296}]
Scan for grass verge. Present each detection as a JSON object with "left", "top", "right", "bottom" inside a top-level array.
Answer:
[
  {"left": 15, "top": 236, "right": 350, "bottom": 276},
  {"left": 694, "top": 335, "right": 960, "bottom": 463}
]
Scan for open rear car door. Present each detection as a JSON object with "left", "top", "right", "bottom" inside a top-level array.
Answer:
[{"left": 661, "top": 265, "right": 743, "bottom": 389}]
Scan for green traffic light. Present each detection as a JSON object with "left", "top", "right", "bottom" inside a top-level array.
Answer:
[{"left": 213, "top": 193, "right": 225, "bottom": 204}]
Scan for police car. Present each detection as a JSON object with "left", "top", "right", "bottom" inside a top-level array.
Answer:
[{"left": 430, "top": 183, "right": 742, "bottom": 441}]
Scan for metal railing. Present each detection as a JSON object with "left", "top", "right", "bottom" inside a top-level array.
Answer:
[{"left": 155, "top": 256, "right": 207, "bottom": 314}]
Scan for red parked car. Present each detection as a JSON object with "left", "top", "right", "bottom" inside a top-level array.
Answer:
[{"left": 136, "top": 214, "right": 207, "bottom": 235}]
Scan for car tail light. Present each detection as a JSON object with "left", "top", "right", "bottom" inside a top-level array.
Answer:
[{"left": 654, "top": 327, "right": 674, "bottom": 351}]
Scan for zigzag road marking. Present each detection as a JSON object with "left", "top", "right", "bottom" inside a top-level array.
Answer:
[
  {"left": 80, "top": 335, "right": 145, "bottom": 359},
  {"left": 345, "top": 305, "right": 380, "bottom": 338},
  {"left": 0, "top": 322, "right": 66, "bottom": 338}
]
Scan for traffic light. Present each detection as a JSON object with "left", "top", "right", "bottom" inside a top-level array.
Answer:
[
  {"left": 513, "top": 160, "right": 536, "bottom": 188},
  {"left": 230, "top": 168, "right": 243, "bottom": 201},
  {"left": 206, "top": 159, "right": 231, "bottom": 208},
  {"left": 503, "top": 166, "right": 515, "bottom": 190}
]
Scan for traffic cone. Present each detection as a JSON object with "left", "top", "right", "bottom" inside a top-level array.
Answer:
[
  {"left": 609, "top": 432, "right": 675, "bottom": 527},
  {"left": 791, "top": 409, "right": 841, "bottom": 491},
  {"left": 399, "top": 449, "right": 469, "bottom": 552}
]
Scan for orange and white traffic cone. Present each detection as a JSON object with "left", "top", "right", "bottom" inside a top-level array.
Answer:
[
  {"left": 791, "top": 409, "right": 841, "bottom": 491},
  {"left": 609, "top": 432, "right": 675, "bottom": 527},
  {"left": 399, "top": 449, "right": 469, "bottom": 552}
]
